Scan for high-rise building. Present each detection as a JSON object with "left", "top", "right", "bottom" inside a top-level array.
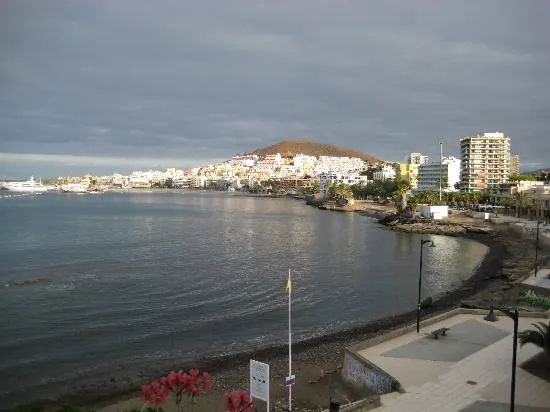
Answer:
[
  {"left": 417, "top": 157, "right": 461, "bottom": 192},
  {"left": 406, "top": 153, "right": 430, "bottom": 165},
  {"left": 510, "top": 153, "right": 520, "bottom": 176},
  {"left": 459, "top": 132, "right": 511, "bottom": 191}
]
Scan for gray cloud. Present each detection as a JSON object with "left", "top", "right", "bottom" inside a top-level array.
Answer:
[{"left": 0, "top": 0, "right": 548, "bottom": 177}]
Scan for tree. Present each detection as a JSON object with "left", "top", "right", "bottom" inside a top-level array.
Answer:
[
  {"left": 407, "top": 196, "right": 420, "bottom": 217},
  {"left": 328, "top": 183, "right": 353, "bottom": 200},
  {"left": 518, "top": 321, "right": 550, "bottom": 360},
  {"left": 415, "top": 190, "right": 438, "bottom": 205},
  {"left": 393, "top": 180, "right": 411, "bottom": 213},
  {"left": 513, "top": 191, "right": 530, "bottom": 218}
]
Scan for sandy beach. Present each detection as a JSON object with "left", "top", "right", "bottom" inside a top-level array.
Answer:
[{"left": 23, "top": 208, "right": 550, "bottom": 412}]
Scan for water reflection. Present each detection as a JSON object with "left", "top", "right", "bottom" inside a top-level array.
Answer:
[{"left": 0, "top": 192, "right": 489, "bottom": 408}]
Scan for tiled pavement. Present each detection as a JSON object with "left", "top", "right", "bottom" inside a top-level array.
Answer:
[{"left": 357, "top": 313, "right": 550, "bottom": 411}]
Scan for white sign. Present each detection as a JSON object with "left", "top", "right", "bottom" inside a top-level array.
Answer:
[
  {"left": 285, "top": 374, "right": 296, "bottom": 386},
  {"left": 250, "top": 359, "right": 269, "bottom": 403}
]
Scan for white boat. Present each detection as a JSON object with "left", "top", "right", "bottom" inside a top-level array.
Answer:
[
  {"left": 1, "top": 177, "right": 52, "bottom": 193},
  {"left": 61, "top": 182, "right": 90, "bottom": 193}
]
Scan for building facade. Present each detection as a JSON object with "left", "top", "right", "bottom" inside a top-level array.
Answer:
[
  {"left": 397, "top": 163, "right": 420, "bottom": 189},
  {"left": 460, "top": 132, "right": 511, "bottom": 191},
  {"left": 417, "top": 156, "right": 461, "bottom": 192},
  {"left": 510, "top": 153, "right": 520, "bottom": 176},
  {"left": 319, "top": 172, "right": 371, "bottom": 193},
  {"left": 406, "top": 153, "right": 430, "bottom": 165},
  {"left": 373, "top": 165, "right": 397, "bottom": 181}
]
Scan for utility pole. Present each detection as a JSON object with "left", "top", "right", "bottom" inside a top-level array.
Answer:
[{"left": 439, "top": 140, "right": 443, "bottom": 203}]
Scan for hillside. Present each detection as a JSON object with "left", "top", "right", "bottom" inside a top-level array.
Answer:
[{"left": 248, "top": 139, "right": 381, "bottom": 163}]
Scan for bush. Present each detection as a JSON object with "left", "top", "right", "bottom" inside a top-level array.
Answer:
[{"left": 518, "top": 290, "right": 550, "bottom": 309}]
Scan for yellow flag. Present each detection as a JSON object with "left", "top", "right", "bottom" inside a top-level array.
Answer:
[{"left": 285, "top": 276, "right": 292, "bottom": 293}]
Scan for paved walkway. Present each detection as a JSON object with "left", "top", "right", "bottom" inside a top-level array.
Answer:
[
  {"left": 522, "top": 268, "right": 550, "bottom": 290},
  {"left": 357, "top": 313, "right": 550, "bottom": 411}
]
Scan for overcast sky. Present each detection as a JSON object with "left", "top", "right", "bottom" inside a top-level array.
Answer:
[{"left": 1, "top": 0, "right": 548, "bottom": 178}]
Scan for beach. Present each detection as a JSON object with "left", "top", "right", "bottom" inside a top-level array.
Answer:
[{"left": 36, "top": 209, "right": 549, "bottom": 412}]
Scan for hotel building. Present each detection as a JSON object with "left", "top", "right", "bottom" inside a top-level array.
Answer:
[
  {"left": 417, "top": 156, "right": 461, "bottom": 192},
  {"left": 459, "top": 132, "right": 511, "bottom": 191}
]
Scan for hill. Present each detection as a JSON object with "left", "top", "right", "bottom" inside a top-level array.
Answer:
[
  {"left": 248, "top": 139, "right": 381, "bottom": 163},
  {"left": 525, "top": 167, "right": 550, "bottom": 174}
]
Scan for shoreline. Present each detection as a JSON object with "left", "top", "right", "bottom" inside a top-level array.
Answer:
[{"left": 10, "top": 208, "right": 550, "bottom": 411}]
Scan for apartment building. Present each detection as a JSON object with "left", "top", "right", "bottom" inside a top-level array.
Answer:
[
  {"left": 406, "top": 153, "right": 429, "bottom": 165},
  {"left": 373, "top": 165, "right": 397, "bottom": 181},
  {"left": 460, "top": 132, "right": 511, "bottom": 191},
  {"left": 510, "top": 153, "right": 520, "bottom": 176},
  {"left": 319, "top": 172, "right": 371, "bottom": 193},
  {"left": 417, "top": 156, "right": 461, "bottom": 192},
  {"left": 397, "top": 163, "right": 419, "bottom": 189}
]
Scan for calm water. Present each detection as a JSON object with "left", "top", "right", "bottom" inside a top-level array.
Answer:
[{"left": 0, "top": 192, "right": 488, "bottom": 407}]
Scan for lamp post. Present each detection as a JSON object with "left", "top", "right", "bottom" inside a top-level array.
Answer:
[
  {"left": 417, "top": 239, "right": 436, "bottom": 333},
  {"left": 484, "top": 306, "right": 519, "bottom": 412},
  {"left": 535, "top": 221, "right": 542, "bottom": 277}
]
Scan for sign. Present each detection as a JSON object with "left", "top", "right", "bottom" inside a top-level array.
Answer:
[
  {"left": 250, "top": 360, "right": 269, "bottom": 403},
  {"left": 285, "top": 374, "right": 296, "bottom": 386}
]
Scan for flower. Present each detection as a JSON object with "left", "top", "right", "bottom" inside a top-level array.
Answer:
[
  {"left": 160, "top": 369, "right": 212, "bottom": 399},
  {"left": 224, "top": 390, "right": 254, "bottom": 412},
  {"left": 139, "top": 368, "right": 212, "bottom": 412},
  {"left": 140, "top": 380, "right": 169, "bottom": 406}
]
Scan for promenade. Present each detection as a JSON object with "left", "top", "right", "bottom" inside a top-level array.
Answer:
[{"left": 354, "top": 311, "right": 550, "bottom": 411}]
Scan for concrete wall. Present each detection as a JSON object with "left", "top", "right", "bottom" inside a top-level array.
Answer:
[
  {"left": 342, "top": 350, "right": 400, "bottom": 395},
  {"left": 419, "top": 204, "right": 449, "bottom": 219},
  {"left": 322, "top": 396, "right": 381, "bottom": 412}
]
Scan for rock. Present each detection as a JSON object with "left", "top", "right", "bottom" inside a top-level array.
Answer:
[
  {"left": 420, "top": 297, "right": 433, "bottom": 309},
  {"left": 464, "top": 226, "right": 493, "bottom": 234},
  {"left": 11, "top": 277, "right": 51, "bottom": 286}
]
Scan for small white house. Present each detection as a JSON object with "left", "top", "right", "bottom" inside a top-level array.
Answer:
[{"left": 419, "top": 205, "right": 449, "bottom": 220}]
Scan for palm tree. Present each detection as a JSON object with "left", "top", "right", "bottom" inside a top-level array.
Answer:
[
  {"left": 518, "top": 321, "right": 550, "bottom": 360},
  {"left": 393, "top": 180, "right": 411, "bottom": 213},
  {"left": 407, "top": 196, "right": 420, "bottom": 218},
  {"left": 513, "top": 191, "right": 530, "bottom": 218}
]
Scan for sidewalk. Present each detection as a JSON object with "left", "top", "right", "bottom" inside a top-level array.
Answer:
[
  {"left": 522, "top": 268, "right": 550, "bottom": 290},
  {"left": 354, "top": 312, "right": 550, "bottom": 411}
]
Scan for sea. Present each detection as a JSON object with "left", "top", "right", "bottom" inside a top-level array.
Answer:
[{"left": 0, "top": 191, "right": 488, "bottom": 408}]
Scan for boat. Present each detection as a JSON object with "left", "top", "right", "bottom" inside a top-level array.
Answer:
[
  {"left": 60, "top": 182, "right": 90, "bottom": 193},
  {"left": 1, "top": 177, "right": 52, "bottom": 193}
]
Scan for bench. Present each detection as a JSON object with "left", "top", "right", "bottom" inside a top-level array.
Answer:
[{"left": 430, "top": 327, "right": 450, "bottom": 339}]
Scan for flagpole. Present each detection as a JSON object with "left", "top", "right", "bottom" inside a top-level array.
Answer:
[{"left": 288, "top": 268, "right": 292, "bottom": 412}]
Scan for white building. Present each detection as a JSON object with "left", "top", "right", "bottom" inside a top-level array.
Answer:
[
  {"left": 129, "top": 171, "right": 153, "bottom": 188},
  {"left": 373, "top": 165, "right": 397, "bottom": 181},
  {"left": 406, "top": 153, "right": 430, "bottom": 165},
  {"left": 460, "top": 132, "right": 511, "bottom": 191},
  {"left": 319, "top": 172, "right": 371, "bottom": 193},
  {"left": 417, "top": 156, "right": 461, "bottom": 192}
]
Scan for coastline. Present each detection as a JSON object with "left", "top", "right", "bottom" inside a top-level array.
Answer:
[{"left": 13, "top": 206, "right": 550, "bottom": 411}]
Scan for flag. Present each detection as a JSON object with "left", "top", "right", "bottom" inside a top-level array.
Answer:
[{"left": 285, "top": 276, "right": 292, "bottom": 293}]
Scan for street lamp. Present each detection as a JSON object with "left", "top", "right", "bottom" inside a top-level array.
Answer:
[
  {"left": 535, "top": 221, "right": 543, "bottom": 277},
  {"left": 417, "top": 239, "right": 436, "bottom": 333},
  {"left": 484, "top": 306, "right": 519, "bottom": 412}
]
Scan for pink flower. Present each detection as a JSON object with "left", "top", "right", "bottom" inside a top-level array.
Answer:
[
  {"left": 140, "top": 380, "right": 169, "bottom": 406},
  {"left": 225, "top": 391, "right": 254, "bottom": 412},
  {"left": 160, "top": 369, "right": 212, "bottom": 399}
]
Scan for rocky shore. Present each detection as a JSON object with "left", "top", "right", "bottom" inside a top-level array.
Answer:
[
  {"left": 25, "top": 208, "right": 550, "bottom": 412},
  {"left": 378, "top": 214, "right": 494, "bottom": 235}
]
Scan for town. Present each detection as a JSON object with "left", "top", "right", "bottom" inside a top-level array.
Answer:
[{"left": 38, "top": 133, "right": 549, "bottom": 218}]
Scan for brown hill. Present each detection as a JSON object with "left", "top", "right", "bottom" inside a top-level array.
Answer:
[{"left": 248, "top": 139, "right": 381, "bottom": 163}]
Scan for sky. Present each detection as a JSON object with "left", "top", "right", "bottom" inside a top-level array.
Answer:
[{"left": 1, "top": 0, "right": 549, "bottom": 178}]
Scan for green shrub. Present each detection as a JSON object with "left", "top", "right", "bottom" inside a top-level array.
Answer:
[{"left": 518, "top": 290, "right": 550, "bottom": 309}]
